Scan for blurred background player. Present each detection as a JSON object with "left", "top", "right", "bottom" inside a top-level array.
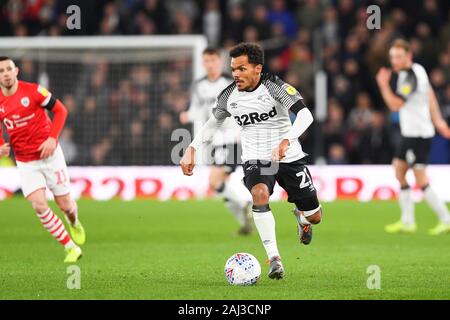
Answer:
[
  {"left": 180, "top": 48, "right": 253, "bottom": 235},
  {"left": 376, "top": 39, "right": 450, "bottom": 235},
  {"left": 0, "top": 56, "right": 86, "bottom": 262},
  {"left": 181, "top": 43, "right": 322, "bottom": 279}
]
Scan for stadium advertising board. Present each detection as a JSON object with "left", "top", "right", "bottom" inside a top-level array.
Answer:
[{"left": 1, "top": 166, "right": 449, "bottom": 202}]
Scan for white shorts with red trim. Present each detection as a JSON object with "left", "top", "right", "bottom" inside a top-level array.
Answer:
[{"left": 16, "top": 145, "right": 71, "bottom": 198}]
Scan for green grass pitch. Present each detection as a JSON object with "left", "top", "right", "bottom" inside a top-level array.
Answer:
[{"left": 0, "top": 198, "right": 449, "bottom": 300}]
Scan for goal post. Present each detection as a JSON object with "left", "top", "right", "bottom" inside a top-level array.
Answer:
[
  {"left": 0, "top": 35, "right": 208, "bottom": 166},
  {"left": 0, "top": 35, "right": 208, "bottom": 81}
]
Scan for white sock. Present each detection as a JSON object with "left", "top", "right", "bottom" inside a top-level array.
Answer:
[
  {"left": 294, "top": 208, "right": 311, "bottom": 226},
  {"left": 219, "top": 179, "right": 250, "bottom": 208},
  {"left": 399, "top": 187, "right": 415, "bottom": 225},
  {"left": 217, "top": 179, "right": 251, "bottom": 225},
  {"left": 252, "top": 206, "right": 280, "bottom": 260},
  {"left": 423, "top": 185, "right": 450, "bottom": 224},
  {"left": 224, "top": 200, "right": 246, "bottom": 226},
  {"left": 65, "top": 240, "right": 77, "bottom": 250}
]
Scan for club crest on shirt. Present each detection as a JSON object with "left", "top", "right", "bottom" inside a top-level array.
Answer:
[
  {"left": 400, "top": 84, "right": 412, "bottom": 96},
  {"left": 0, "top": 105, "right": 5, "bottom": 113},
  {"left": 257, "top": 94, "right": 272, "bottom": 103},
  {"left": 21, "top": 97, "right": 30, "bottom": 108}
]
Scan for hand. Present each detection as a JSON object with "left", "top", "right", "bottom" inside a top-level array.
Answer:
[
  {"left": 271, "top": 139, "right": 290, "bottom": 161},
  {"left": 180, "top": 146, "right": 196, "bottom": 176},
  {"left": 0, "top": 143, "right": 10, "bottom": 157},
  {"left": 38, "top": 137, "right": 57, "bottom": 159},
  {"left": 435, "top": 120, "right": 450, "bottom": 139},
  {"left": 376, "top": 67, "right": 392, "bottom": 89},
  {"left": 179, "top": 112, "right": 190, "bottom": 125}
]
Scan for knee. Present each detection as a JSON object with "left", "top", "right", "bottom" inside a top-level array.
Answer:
[
  {"left": 306, "top": 208, "right": 322, "bottom": 225},
  {"left": 251, "top": 184, "right": 270, "bottom": 205},
  {"left": 395, "top": 171, "right": 406, "bottom": 183},
  {"left": 31, "top": 199, "right": 49, "bottom": 214}
]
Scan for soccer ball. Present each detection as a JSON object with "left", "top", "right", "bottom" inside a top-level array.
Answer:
[{"left": 224, "top": 252, "right": 261, "bottom": 286}]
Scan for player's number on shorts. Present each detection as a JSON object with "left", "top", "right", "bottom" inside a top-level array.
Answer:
[
  {"left": 296, "top": 168, "right": 312, "bottom": 189},
  {"left": 55, "top": 170, "right": 68, "bottom": 185}
]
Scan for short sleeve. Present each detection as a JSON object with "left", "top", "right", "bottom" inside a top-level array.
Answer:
[
  {"left": 265, "top": 76, "right": 303, "bottom": 109},
  {"left": 212, "top": 83, "right": 235, "bottom": 120},
  {"left": 212, "top": 98, "right": 231, "bottom": 120}
]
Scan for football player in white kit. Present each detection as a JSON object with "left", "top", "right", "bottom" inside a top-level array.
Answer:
[
  {"left": 180, "top": 48, "right": 253, "bottom": 235},
  {"left": 376, "top": 39, "right": 450, "bottom": 235},
  {"left": 180, "top": 43, "right": 322, "bottom": 279}
]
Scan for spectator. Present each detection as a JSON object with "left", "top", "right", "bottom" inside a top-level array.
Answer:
[
  {"left": 348, "top": 92, "right": 373, "bottom": 131},
  {"left": 267, "top": 0, "right": 297, "bottom": 38},
  {"left": 225, "top": 4, "right": 245, "bottom": 43},
  {"left": 358, "top": 111, "right": 393, "bottom": 164},
  {"left": 135, "top": 0, "right": 171, "bottom": 34},
  {"left": 59, "top": 128, "right": 78, "bottom": 165},
  {"left": 287, "top": 43, "right": 313, "bottom": 101},
  {"left": 322, "top": 6, "right": 339, "bottom": 46},
  {"left": 328, "top": 143, "right": 348, "bottom": 165},
  {"left": 249, "top": 4, "right": 271, "bottom": 41},
  {"left": 99, "top": 2, "right": 121, "bottom": 35},
  {"left": 337, "top": 0, "right": 355, "bottom": 39},
  {"left": 203, "top": 0, "right": 222, "bottom": 46},
  {"left": 419, "top": 0, "right": 443, "bottom": 35},
  {"left": 2, "top": 0, "right": 450, "bottom": 164},
  {"left": 323, "top": 98, "right": 346, "bottom": 158},
  {"left": 172, "top": 10, "right": 193, "bottom": 34},
  {"left": 296, "top": 0, "right": 323, "bottom": 30}
]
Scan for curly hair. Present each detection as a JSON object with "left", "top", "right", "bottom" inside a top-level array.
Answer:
[{"left": 229, "top": 42, "right": 264, "bottom": 65}]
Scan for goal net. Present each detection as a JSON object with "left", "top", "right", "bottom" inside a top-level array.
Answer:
[{"left": 0, "top": 35, "right": 207, "bottom": 166}]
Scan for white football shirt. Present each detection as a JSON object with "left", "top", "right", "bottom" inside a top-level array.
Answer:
[
  {"left": 393, "top": 63, "right": 435, "bottom": 138},
  {"left": 213, "top": 73, "right": 307, "bottom": 163}
]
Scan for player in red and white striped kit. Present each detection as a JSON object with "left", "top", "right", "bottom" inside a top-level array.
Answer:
[{"left": 0, "top": 56, "right": 85, "bottom": 263}]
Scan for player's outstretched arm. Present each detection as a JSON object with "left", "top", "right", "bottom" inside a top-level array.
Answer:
[
  {"left": 38, "top": 99, "right": 68, "bottom": 159},
  {"left": 429, "top": 86, "right": 450, "bottom": 139},
  {"left": 272, "top": 101, "right": 313, "bottom": 161},
  {"left": 180, "top": 115, "right": 224, "bottom": 175},
  {"left": 376, "top": 67, "right": 405, "bottom": 112}
]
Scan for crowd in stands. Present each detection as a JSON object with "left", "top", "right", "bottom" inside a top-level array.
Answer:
[{"left": 1, "top": 0, "right": 450, "bottom": 164}]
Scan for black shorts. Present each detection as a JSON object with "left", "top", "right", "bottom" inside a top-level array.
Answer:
[
  {"left": 395, "top": 137, "right": 432, "bottom": 166},
  {"left": 243, "top": 159, "right": 320, "bottom": 214},
  {"left": 212, "top": 143, "right": 242, "bottom": 173}
]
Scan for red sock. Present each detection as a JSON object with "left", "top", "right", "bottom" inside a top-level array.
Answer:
[{"left": 37, "top": 208, "right": 74, "bottom": 248}]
